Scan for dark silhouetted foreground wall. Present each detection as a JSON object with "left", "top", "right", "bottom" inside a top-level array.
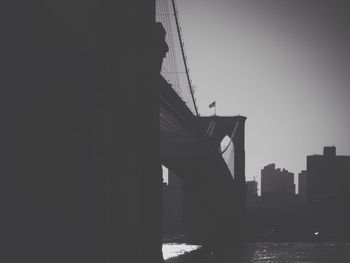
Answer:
[{"left": 1, "top": 1, "right": 166, "bottom": 262}]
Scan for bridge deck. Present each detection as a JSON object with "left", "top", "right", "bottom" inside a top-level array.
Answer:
[{"left": 160, "top": 78, "right": 224, "bottom": 167}]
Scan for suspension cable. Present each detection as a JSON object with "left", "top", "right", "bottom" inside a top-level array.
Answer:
[{"left": 170, "top": 0, "right": 199, "bottom": 116}]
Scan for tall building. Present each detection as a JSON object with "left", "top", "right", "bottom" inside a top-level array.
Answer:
[
  {"left": 307, "top": 146, "right": 350, "bottom": 203},
  {"left": 246, "top": 180, "right": 259, "bottom": 208},
  {"left": 261, "top": 164, "right": 295, "bottom": 196},
  {"left": 260, "top": 164, "right": 297, "bottom": 213},
  {"left": 298, "top": 170, "right": 307, "bottom": 205},
  {"left": 261, "top": 163, "right": 277, "bottom": 195},
  {"left": 306, "top": 146, "right": 350, "bottom": 238}
]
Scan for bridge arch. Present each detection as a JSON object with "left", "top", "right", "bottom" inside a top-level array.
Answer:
[
  {"left": 198, "top": 116, "right": 246, "bottom": 184},
  {"left": 220, "top": 135, "right": 235, "bottom": 179},
  {"left": 220, "top": 135, "right": 232, "bottom": 153}
]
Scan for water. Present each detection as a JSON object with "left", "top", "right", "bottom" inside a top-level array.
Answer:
[{"left": 163, "top": 242, "right": 350, "bottom": 262}]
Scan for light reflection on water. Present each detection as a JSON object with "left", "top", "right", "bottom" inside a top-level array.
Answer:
[
  {"left": 162, "top": 242, "right": 350, "bottom": 262},
  {"left": 249, "top": 242, "right": 350, "bottom": 263},
  {"left": 162, "top": 243, "right": 201, "bottom": 260}
]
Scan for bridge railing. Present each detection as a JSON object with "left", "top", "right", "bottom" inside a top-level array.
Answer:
[{"left": 156, "top": 0, "right": 199, "bottom": 116}]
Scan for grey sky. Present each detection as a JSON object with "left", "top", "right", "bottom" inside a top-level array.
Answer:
[{"left": 175, "top": 0, "right": 350, "bottom": 192}]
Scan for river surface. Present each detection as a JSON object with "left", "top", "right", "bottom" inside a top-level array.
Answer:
[{"left": 163, "top": 242, "right": 350, "bottom": 262}]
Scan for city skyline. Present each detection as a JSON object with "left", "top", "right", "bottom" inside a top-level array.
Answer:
[{"left": 176, "top": 0, "right": 350, "bottom": 185}]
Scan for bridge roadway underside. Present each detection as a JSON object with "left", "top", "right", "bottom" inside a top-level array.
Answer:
[{"left": 160, "top": 80, "right": 245, "bottom": 246}]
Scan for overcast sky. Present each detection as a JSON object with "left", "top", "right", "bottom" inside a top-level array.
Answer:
[{"left": 175, "top": 0, "right": 350, "bottom": 191}]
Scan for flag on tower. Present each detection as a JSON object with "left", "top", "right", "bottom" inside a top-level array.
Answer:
[
  {"left": 209, "top": 101, "right": 216, "bottom": 108},
  {"left": 209, "top": 101, "right": 217, "bottom": 116}
]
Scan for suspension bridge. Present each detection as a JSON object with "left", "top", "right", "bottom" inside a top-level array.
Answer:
[{"left": 156, "top": 0, "right": 247, "bottom": 246}]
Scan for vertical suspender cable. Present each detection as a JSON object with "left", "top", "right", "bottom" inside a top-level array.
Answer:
[{"left": 170, "top": 0, "right": 199, "bottom": 116}]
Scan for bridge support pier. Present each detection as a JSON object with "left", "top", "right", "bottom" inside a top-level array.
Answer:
[
  {"left": 181, "top": 159, "right": 238, "bottom": 247},
  {"left": 179, "top": 116, "right": 247, "bottom": 247},
  {"left": 100, "top": 1, "right": 167, "bottom": 262},
  {"left": 2, "top": 1, "right": 166, "bottom": 263},
  {"left": 232, "top": 118, "right": 247, "bottom": 242}
]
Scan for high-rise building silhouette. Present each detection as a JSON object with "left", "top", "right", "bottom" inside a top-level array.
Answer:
[
  {"left": 306, "top": 146, "right": 350, "bottom": 239},
  {"left": 298, "top": 170, "right": 307, "bottom": 205},
  {"left": 261, "top": 164, "right": 295, "bottom": 196},
  {"left": 260, "top": 164, "right": 297, "bottom": 213},
  {"left": 307, "top": 146, "right": 350, "bottom": 203},
  {"left": 246, "top": 180, "right": 259, "bottom": 208}
]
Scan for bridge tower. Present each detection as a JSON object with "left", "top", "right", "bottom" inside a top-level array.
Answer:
[
  {"left": 183, "top": 116, "right": 247, "bottom": 246},
  {"left": 161, "top": 115, "right": 247, "bottom": 248}
]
